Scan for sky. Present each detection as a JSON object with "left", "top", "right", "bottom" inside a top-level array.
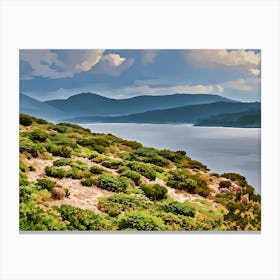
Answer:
[{"left": 19, "top": 49, "right": 261, "bottom": 102}]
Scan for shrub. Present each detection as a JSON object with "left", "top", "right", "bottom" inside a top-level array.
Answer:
[
  {"left": 127, "top": 161, "right": 156, "bottom": 180},
  {"left": 20, "top": 143, "right": 39, "bottom": 158},
  {"left": 53, "top": 126, "right": 68, "bottom": 133},
  {"left": 77, "top": 138, "right": 107, "bottom": 153},
  {"left": 221, "top": 172, "right": 247, "bottom": 187},
  {"left": 58, "top": 122, "right": 91, "bottom": 134},
  {"left": 129, "top": 147, "right": 170, "bottom": 167},
  {"left": 64, "top": 188, "right": 70, "bottom": 198},
  {"left": 20, "top": 114, "right": 33, "bottom": 126},
  {"left": 118, "top": 211, "right": 164, "bottom": 230},
  {"left": 46, "top": 144, "right": 72, "bottom": 158},
  {"left": 56, "top": 204, "right": 114, "bottom": 230},
  {"left": 120, "top": 170, "right": 141, "bottom": 185},
  {"left": 45, "top": 166, "right": 68, "bottom": 179},
  {"left": 140, "top": 184, "right": 167, "bottom": 201},
  {"left": 66, "top": 168, "right": 91, "bottom": 179},
  {"left": 101, "top": 160, "right": 122, "bottom": 169},
  {"left": 50, "top": 134, "right": 77, "bottom": 148},
  {"left": 35, "top": 178, "right": 57, "bottom": 191},
  {"left": 19, "top": 185, "right": 33, "bottom": 203},
  {"left": 186, "top": 159, "right": 208, "bottom": 171},
  {"left": 98, "top": 193, "right": 151, "bottom": 216},
  {"left": 90, "top": 165, "right": 105, "bottom": 174},
  {"left": 121, "top": 140, "right": 143, "bottom": 149},
  {"left": 20, "top": 160, "right": 29, "bottom": 173},
  {"left": 97, "top": 173, "right": 128, "bottom": 192},
  {"left": 81, "top": 177, "right": 97, "bottom": 187},
  {"left": 53, "top": 158, "right": 73, "bottom": 167},
  {"left": 160, "top": 201, "right": 195, "bottom": 217},
  {"left": 19, "top": 171, "right": 29, "bottom": 186},
  {"left": 219, "top": 180, "right": 232, "bottom": 188},
  {"left": 30, "top": 129, "right": 48, "bottom": 142},
  {"left": 158, "top": 149, "right": 186, "bottom": 163},
  {"left": 167, "top": 169, "right": 197, "bottom": 193},
  {"left": 20, "top": 202, "right": 67, "bottom": 230}
]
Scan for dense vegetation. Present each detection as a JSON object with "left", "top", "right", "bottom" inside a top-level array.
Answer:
[{"left": 19, "top": 114, "right": 261, "bottom": 231}]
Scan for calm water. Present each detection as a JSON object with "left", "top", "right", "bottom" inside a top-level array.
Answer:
[{"left": 82, "top": 123, "right": 261, "bottom": 193}]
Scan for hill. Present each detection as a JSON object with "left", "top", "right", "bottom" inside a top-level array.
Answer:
[
  {"left": 64, "top": 101, "right": 261, "bottom": 127},
  {"left": 20, "top": 94, "right": 68, "bottom": 121},
  {"left": 45, "top": 92, "right": 235, "bottom": 117},
  {"left": 19, "top": 114, "right": 261, "bottom": 231},
  {"left": 195, "top": 109, "right": 261, "bottom": 128}
]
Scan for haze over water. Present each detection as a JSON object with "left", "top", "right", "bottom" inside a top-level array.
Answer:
[{"left": 82, "top": 123, "right": 261, "bottom": 194}]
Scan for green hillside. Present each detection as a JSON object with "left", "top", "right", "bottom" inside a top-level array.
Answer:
[{"left": 19, "top": 114, "right": 261, "bottom": 231}]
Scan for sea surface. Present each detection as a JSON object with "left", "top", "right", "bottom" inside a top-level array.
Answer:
[{"left": 82, "top": 123, "right": 261, "bottom": 193}]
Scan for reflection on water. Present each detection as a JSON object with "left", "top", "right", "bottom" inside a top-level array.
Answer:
[{"left": 82, "top": 123, "right": 261, "bottom": 193}]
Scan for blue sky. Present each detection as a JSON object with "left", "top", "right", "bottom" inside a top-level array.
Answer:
[{"left": 20, "top": 49, "right": 261, "bottom": 102}]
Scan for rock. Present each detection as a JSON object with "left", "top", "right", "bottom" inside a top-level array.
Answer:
[
  {"left": 241, "top": 194, "right": 249, "bottom": 203},
  {"left": 51, "top": 187, "right": 66, "bottom": 200}
]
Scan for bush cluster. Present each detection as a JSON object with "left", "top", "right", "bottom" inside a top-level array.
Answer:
[
  {"left": 140, "top": 184, "right": 167, "bottom": 201},
  {"left": 120, "top": 170, "right": 141, "bottom": 185},
  {"left": 96, "top": 173, "right": 128, "bottom": 192},
  {"left": 30, "top": 129, "right": 48, "bottom": 142},
  {"left": 160, "top": 201, "right": 195, "bottom": 217},
  {"left": 127, "top": 161, "right": 156, "bottom": 180}
]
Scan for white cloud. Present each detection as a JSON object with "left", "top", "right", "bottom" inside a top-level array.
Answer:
[
  {"left": 20, "top": 50, "right": 134, "bottom": 79},
  {"left": 221, "top": 77, "right": 260, "bottom": 92},
  {"left": 120, "top": 83, "right": 224, "bottom": 95},
  {"left": 185, "top": 49, "right": 261, "bottom": 75},
  {"left": 92, "top": 54, "right": 135, "bottom": 76},
  {"left": 141, "top": 50, "right": 160, "bottom": 65}
]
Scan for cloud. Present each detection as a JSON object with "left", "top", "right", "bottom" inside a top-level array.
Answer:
[
  {"left": 222, "top": 77, "right": 260, "bottom": 92},
  {"left": 92, "top": 54, "right": 135, "bottom": 76},
  {"left": 120, "top": 83, "right": 224, "bottom": 96},
  {"left": 141, "top": 50, "right": 160, "bottom": 65},
  {"left": 19, "top": 50, "right": 134, "bottom": 79},
  {"left": 184, "top": 49, "right": 261, "bottom": 75}
]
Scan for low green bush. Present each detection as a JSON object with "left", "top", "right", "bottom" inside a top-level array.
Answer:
[
  {"left": 30, "top": 129, "right": 48, "bottom": 142},
  {"left": 56, "top": 204, "right": 114, "bottom": 230},
  {"left": 19, "top": 171, "right": 29, "bottom": 186},
  {"left": 35, "top": 178, "right": 57, "bottom": 191},
  {"left": 90, "top": 165, "right": 105, "bottom": 174},
  {"left": 127, "top": 161, "right": 156, "bottom": 180},
  {"left": 118, "top": 210, "right": 164, "bottom": 230},
  {"left": 160, "top": 201, "right": 195, "bottom": 217},
  {"left": 20, "top": 143, "right": 40, "bottom": 158},
  {"left": 20, "top": 114, "right": 33, "bottom": 126},
  {"left": 167, "top": 169, "right": 197, "bottom": 192},
  {"left": 46, "top": 144, "right": 72, "bottom": 158},
  {"left": 81, "top": 177, "right": 97, "bottom": 187},
  {"left": 45, "top": 166, "right": 68, "bottom": 179},
  {"left": 120, "top": 170, "right": 141, "bottom": 185},
  {"left": 221, "top": 172, "right": 247, "bottom": 187},
  {"left": 97, "top": 173, "right": 128, "bottom": 192},
  {"left": 101, "top": 160, "right": 122, "bottom": 169},
  {"left": 186, "top": 159, "right": 208, "bottom": 171},
  {"left": 121, "top": 140, "right": 143, "bottom": 149},
  {"left": 53, "top": 158, "right": 73, "bottom": 166},
  {"left": 53, "top": 126, "right": 68, "bottom": 133},
  {"left": 66, "top": 168, "right": 91, "bottom": 179},
  {"left": 140, "top": 184, "right": 167, "bottom": 201},
  {"left": 98, "top": 193, "right": 151, "bottom": 217}
]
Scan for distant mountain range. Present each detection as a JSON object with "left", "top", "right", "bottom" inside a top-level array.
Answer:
[
  {"left": 45, "top": 92, "right": 234, "bottom": 116},
  {"left": 20, "top": 92, "right": 261, "bottom": 128}
]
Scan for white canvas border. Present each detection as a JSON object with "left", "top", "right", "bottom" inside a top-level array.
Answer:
[{"left": 0, "top": 0, "right": 280, "bottom": 279}]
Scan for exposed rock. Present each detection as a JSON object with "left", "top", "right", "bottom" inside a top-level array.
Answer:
[{"left": 51, "top": 187, "right": 66, "bottom": 200}]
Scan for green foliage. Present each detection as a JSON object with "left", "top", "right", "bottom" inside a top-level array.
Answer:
[
  {"left": 127, "top": 161, "right": 156, "bottom": 180},
  {"left": 35, "top": 178, "right": 57, "bottom": 191},
  {"left": 129, "top": 147, "right": 170, "bottom": 167},
  {"left": 160, "top": 201, "right": 195, "bottom": 217},
  {"left": 118, "top": 210, "right": 164, "bottom": 230},
  {"left": 20, "top": 202, "right": 67, "bottom": 230},
  {"left": 121, "top": 140, "right": 143, "bottom": 149},
  {"left": 45, "top": 166, "right": 68, "bottom": 179},
  {"left": 90, "top": 165, "right": 105, "bottom": 174},
  {"left": 56, "top": 204, "right": 114, "bottom": 230},
  {"left": 20, "top": 114, "right": 33, "bottom": 126},
  {"left": 81, "top": 177, "right": 98, "bottom": 187},
  {"left": 96, "top": 173, "right": 128, "bottom": 192},
  {"left": 30, "top": 129, "right": 48, "bottom": 142},
  {"left": 64, "top": 188, "right": 70, "bottom": 198},
  {"left": 50, "top": 134, "right": 77, "bottom": 148},
  {"left": 158, "top": 149, "right": 186, "bottom": 163},
  {"left": 66, "top": 168, "right": 91, "bottom": 179},
  {"left": 53, "top": 158, "right": 73, "bottom": 166},
  {"left": 101, "top": 160, "right": 122, "bottom": 169},
  {"left": 98, "top": 193, "right": 151, "bottom": 216},
  {"left": 20, "top": 171, "right": 29, "bottom": 186},
  {"left": 53, "top": 125, "right": 68, "bottom": 133},
  {"left": 167, "top": 169, "right": 210, "bottom": 197},
  {"left": 120, "top": 170, "right": 141, "bottom": 185},
  {"left": 20, "top": 143, "right": 40, "bottom": 158},
  {"left": 20, "top": 185, "right": 33, "bottom": 203},
  {"left": 58, "top": 122, "right": 91, "bottom": 134},
  {"left": 221, "top": 172, "right": 247, "bottom": 187},
  {"left": 20, "top": 160, "right": 29, "bottom": 172},
  {"left": 46, "top": 143, "right": 73, "bottom": 158},
  {"left": 167, "top": 169, "right": 197, "bottom": 192},
  {"left": 77, "top": 138, "right": 108, "bottom": 153},
  {"left": 140, "top": 184, "right": 167, "bottom": 201},
  {"left": 186, "top": 159, "right": 208, "bottom": 171}
]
